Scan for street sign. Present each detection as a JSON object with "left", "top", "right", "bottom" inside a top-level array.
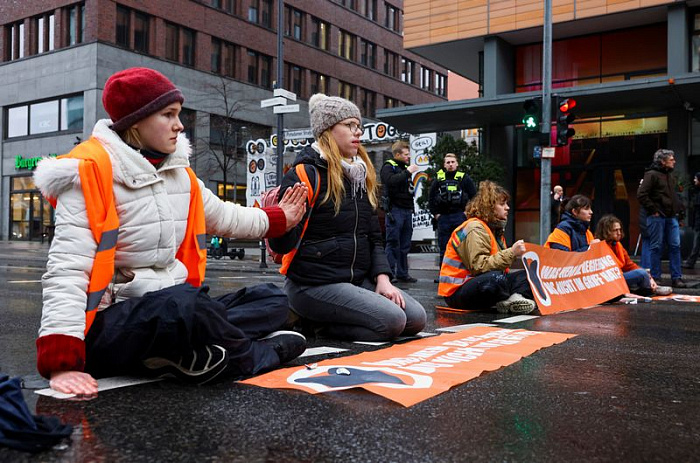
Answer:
[
  {"left": 260, "top": 96, "right": 287, "bottom": 108},
  {"left": 273, "top": 88, "right": 297, "bottom": 101},
  {"left": 273, "top": 104, "right": 300, "bottom": 114},
  {"left": 285, "top": 128, "right": 314, "bottom": 140},
  {"left": 542, "top": 147, "right": 556, "bottom": 158}
]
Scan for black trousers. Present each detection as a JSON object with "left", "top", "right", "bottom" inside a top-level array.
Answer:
[
  {"left": 84, "top": 283, "right": 289, "bottom": 379},
  {"left": 445, "top": 270, "right": 533, "bottom": 311}
]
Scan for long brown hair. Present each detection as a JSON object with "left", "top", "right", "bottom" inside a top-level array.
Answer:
[
  {"left": 317, "top": 131, "right": 378, "bottom": 214},
  {"left": 465, "top": 181, "right": 510, "bottom": 222},
  {"left": 595, "top": 214, "right": 624, "bottom": 241}
]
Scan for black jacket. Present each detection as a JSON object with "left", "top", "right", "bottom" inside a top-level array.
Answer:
[
  {"left": 428, "top": 170, "right": 476, "bottom": 215},
  {"left": 637, "top": 164, "right": 683, "bottom": 218},
  {"left": 380, "top": 158, "right": 415, "bottom": 209},
  {"left": 268, "top": 146, "right": 391, "bottom": 286}
]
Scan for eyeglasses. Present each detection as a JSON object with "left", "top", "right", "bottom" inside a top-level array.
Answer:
[
  {"left": 340, "top": 122, "right": 364, "bottom": 135},
  {"left": 611, "top": 228, "right": 622, "bottom": 233}
]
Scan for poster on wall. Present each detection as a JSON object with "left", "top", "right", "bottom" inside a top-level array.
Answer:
[
  {"left": 409, "top": 133, "right": 437, "bottom": 242},
  {"left": 246, "top": 142, "right": 277, "bottom": 207}
]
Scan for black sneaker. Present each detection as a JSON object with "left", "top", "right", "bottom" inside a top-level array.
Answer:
[
  {"left": 672, "top": 278, "right": 687, "bottom": 288},
  {"left": 260, "top": 330, "right": 307, "bottom": 364},
  {"left": 397, "top": 276, "right": 418, "bottom": 283},
  {"left": 143, "top": 345, "right": 229, "bottom": 385}
]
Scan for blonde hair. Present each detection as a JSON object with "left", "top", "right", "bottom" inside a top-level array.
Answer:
[
  {"left": 118, "top": 127, "right": 143, "bottom": 148},
  {"left": 465, "top": 181, "right": 510, "bottom": 222},
  {"left": 317, "top": 131, "right": 378, "bottom": 215},
  {"left": 391, "top": 140, "right": 409, "bottom": 155}
]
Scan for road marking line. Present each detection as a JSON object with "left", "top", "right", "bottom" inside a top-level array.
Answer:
[
  {"left": 436, "top": 323, "right": 497, "bottom": 332},
  {"left": 493, "top": 315, "right": 540, "bottom": 324},
  {"left": 299, "top": 347, "right": 348, "bottom": 358}
]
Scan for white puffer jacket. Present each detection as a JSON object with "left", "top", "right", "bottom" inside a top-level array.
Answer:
[{"left": 34, "top": 120, "right": 272, "bottom": 342}]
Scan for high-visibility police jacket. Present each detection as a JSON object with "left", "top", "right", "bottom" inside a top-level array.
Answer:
[
  {"left": 33, "top": 119, "right": 286, "bottom": 378},
  {"left": 438, "top": 218, "right": 509, "bottom": 297},
  {"left": 544, "top": 211, "right": 594, "bottom": 252}
]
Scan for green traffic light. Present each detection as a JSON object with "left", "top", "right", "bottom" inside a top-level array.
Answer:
[{"left": 523, "top": 115, "right": 538, "bottom": 130}]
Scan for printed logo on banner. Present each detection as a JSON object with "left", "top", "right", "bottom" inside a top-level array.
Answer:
[
  {"left": 522, "top": 251, "right": 552, "bottom": 307},
  {"left": 288, "top": 366, "right": 433, "bottom": 392}
]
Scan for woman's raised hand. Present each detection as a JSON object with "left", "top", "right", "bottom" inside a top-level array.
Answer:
[{"left": 278, "top": 183, "right": 308, "bottom": 231}]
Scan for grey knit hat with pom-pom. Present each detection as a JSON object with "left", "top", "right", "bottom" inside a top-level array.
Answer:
[{"left": 308, "top": 93, "right": 362, "bottom": 139}]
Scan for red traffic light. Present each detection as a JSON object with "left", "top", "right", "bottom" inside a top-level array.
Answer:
[{"left": 559, "top": 98, "right": 577, "bottom": 113}]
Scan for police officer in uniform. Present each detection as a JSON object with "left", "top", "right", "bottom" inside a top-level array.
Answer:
[
  {"left": 381, "top": 140, "right": 420, "bottom": 283},
  {"left": 429, "top": 153, "right": 476, "bottom": 264}
]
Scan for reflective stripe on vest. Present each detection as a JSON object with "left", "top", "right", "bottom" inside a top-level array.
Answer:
[
  {"left": 438, "top": 217, "right": 506, "bottom": 297},
  {"left": 47, "top": 137, "right": 206, "bottom": 335},
  {"left": 436, "top": 169, "right": 465, "bottom": 182},
  {"left": 544, "top": 227, "right": 594, "bottom": 251},
  {"left": 280, "top": 164, "right": 321, "bottom": 275}
]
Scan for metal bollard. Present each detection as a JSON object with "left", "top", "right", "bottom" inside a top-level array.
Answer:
[{"left": 259, "top": 240, "right": 268, "bottom": 268}]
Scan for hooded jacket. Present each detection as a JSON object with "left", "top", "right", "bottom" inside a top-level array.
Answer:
[
  {"left": 268, "top": 145, "right": 391, "bottom": 286},
  {"left": 33, "top": 119, "right": 286, "bottom": 378},
  {"left": 637, "top": 163, "right": 683, "bottom": 217},
  {"left": 545, "top": 211, "right": 593, "bottom": 252}
]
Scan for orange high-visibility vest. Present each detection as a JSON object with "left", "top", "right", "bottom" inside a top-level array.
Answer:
[
  {"left": 280, "top": 164, "right": 321, "bottom": 275},
  {"left": 47, "top": 137, "right": 206, "bottom": 335},
  {"left": 544, "top": 228, "right": 594, "bottom": 251},
  {"left": 438, "top": 217, "right": 507, "bottom": 297}
]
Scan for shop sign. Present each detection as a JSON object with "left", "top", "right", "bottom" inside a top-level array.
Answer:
[{"left": 15, "top": 154, "right": 57, "bottom": 171}]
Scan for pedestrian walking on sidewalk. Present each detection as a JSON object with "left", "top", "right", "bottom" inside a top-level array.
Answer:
[
  {"left": 33, "top": 67, "right": 308, "bottom": 397},
  {"left": 269, "top": 94, "right": 426, "bottom": 341}
]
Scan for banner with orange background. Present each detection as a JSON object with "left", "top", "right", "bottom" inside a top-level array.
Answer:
[
  {"left": 241, "top": 327, "right": 575, "bottom": 407},
  {"left": 521, "top": 242, "right": 629, "bottom": 315}
]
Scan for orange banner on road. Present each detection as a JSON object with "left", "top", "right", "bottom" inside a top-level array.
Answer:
[
  {"left": 522, "top": 242, "right": 629, "bottom": 315},
  {"left": 241, "top": 327, "right": 576, "bottom": 407}
]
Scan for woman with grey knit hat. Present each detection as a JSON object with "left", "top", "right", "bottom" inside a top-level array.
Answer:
[{"left": 269, "top": 94, "right": 426, "bottom": 341}]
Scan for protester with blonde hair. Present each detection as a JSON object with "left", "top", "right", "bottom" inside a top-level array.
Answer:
[
  {"left": 438, "top": 181, "right": 536, "bottom": 313},
  {"left": 269, "top": 94, "right": 426, "bottom": 341}
]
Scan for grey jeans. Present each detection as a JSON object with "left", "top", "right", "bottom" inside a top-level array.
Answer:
[{"left": 284, "top": 278, "right": 427, "bottom": 341}]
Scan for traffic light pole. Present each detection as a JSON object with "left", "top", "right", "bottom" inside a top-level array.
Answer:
[
  {"left": 276, "top": 0, "right": 284, "bottom": 187},
  {"left": 539, "top": 0, "right": 553, "bottom": 242}
]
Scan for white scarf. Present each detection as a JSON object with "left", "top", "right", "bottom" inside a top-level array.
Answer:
[{"left": 314, "top": 142, "right": 367, "bottom": 197}]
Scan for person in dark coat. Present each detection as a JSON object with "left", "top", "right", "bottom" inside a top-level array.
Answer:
[
  {"left": 637, "top": 149, "right": 685, "bottom": 287},
  {"left": 269, "top": 94, "right": 426, "bottom": 341},
  {"left": 545, "top": 195, "right": 598, "bottom": 252}
]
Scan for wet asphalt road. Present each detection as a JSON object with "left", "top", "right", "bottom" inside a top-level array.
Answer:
[{"left": 0, "top": 260, "right": 698, "bottom": 462}]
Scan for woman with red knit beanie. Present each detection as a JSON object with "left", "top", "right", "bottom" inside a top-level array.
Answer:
[{"left": 33, "top": 67, "right": 308, "bottom": 397}]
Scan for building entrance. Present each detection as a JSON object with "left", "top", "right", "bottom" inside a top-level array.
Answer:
[{"left": 10, "top": 176, "right": 53, "bottom": 241}]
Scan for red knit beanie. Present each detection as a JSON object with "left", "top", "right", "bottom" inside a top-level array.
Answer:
[{"left": 103, "top": 67, "right": 184, "bottom": 131}]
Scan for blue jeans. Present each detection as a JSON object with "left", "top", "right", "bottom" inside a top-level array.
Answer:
[
  {"left": 646, "top": 216, "right": 682, "bottom": 280},
  {"left": 385, "top": 207, "right": 414, "bottom": 279},
  {"left": 285, "top": 278, "right": 426, "bottom": 341},
  {"left": 624, "top": 268, "right": 653, "bottom": 296},
  {"left": 640, "top": 236, "right": 651, "bottom": 270},
  {"left": 438, "top": 212, "right": 466, "bottom": 263}
]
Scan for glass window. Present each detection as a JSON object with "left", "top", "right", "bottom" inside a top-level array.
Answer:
[
  {"left": 261, "top": 54, "right": 272, "bottom": 88},
  {"left": 37, "top": 16, "right": 45, "bottom": 54},
  {"left": 385, "top": 4, "right": 397, "bottom": 30},
  {"left": 60, "top": 95, "right": 84, "bottom": 131},
  {"left": 361, "top": 89, "right": 376, "bottom": 117},
  {"left": 180, "top": 108, "right": 196, "bottom": 143},
  {"left": 134, "top": 11, "right": 150, "bottom": 53},
  {"left": 248, "top": 50, "right": 259, "bottom": 84},
  {"left": 248, "top": 0, "right": 259, "bottom": 23},
  {"left": 165, "top": 23, "right": 179, "bottom": 61},
  {"left": 261, "top": 0, "right": 272, "bottom": 27},
  {"left": 68, "top": 5, "right": 82, "bottom": 45},
  {"left": 361, "top": 40, "right": 376, "bottom": 68},
  {"left": 223, "top": 42, "right": 236, "bottom": 77},
  {"left": 19, "top": 23, "right": 25, "bottom": 59},
  {"left": 30, "top": 101, "right": 59, "bottom": 135},
  {"left": 116, "top": 6, "right": 130, "bottom": 47},
  {"left": 48, "top": 14, "right": 55, "bottom": 51},
  {"left": 311, "top": 18, "right": 330, "bottom": 50},
  {"left": 401, "top": 58, "right": 414, "bottom": 83},
  {"left": 182, "top": 28, "right": 195, "bottom": 67},
  {"left": 12, "top": 176, "right": 35, "bottom": 190},
  {"left": 384, "top": 50, "right": 398, "bottom": 77},
  {"left": 421, "top": 67, "right": 432, "bottom": 90},
  {"left": 338, "top": 81, "right": 355, "bottom": 100},
  {"left": 311, "top": 72, "right": 328, "bottom": 94},
  {"left": 211, "top": 38, "right": 222, "bottom": 73},
  {"left": 8, "top": 106, "right": 28, "bottom": 138},
  {"left": 339, "top": 30, "right": 355, "bottom": 60}
]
